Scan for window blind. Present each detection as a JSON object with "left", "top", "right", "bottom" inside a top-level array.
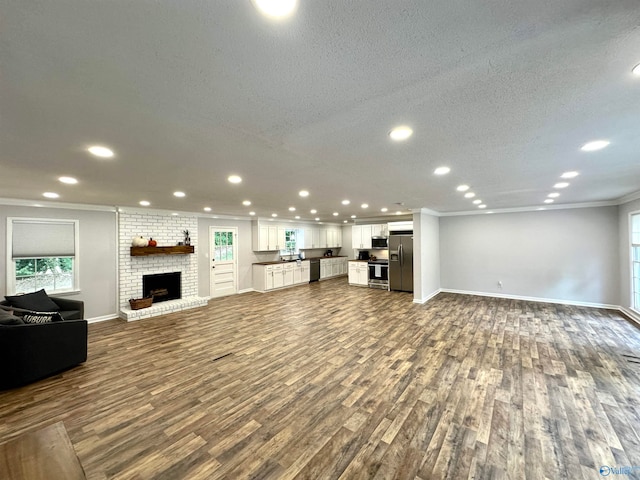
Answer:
[{"left": 12, "top": 220, "right": 76, "bottom": 258}]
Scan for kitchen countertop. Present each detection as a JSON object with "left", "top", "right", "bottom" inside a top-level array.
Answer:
[{"left": 253, "top": 255, "right": 348, "bottom": 266}]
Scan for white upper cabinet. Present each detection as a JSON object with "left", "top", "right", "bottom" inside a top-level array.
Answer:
[{"left": 352, "top": 225, "right": 372, "bottom": 249}]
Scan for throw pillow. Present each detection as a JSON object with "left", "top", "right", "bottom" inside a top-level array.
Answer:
[
  {"left": 0, "top": 309, "right": 25, "bottom": 325},
  {"left": 5, "top": 289, "right": 60, "bottom": 312},
  {"left": 21, "top": 311, "right": 64, "bottom": 324}
]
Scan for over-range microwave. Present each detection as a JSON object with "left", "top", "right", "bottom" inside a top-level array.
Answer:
[{"left": 371, "top": 236, "right": 388, "bottom": 249}]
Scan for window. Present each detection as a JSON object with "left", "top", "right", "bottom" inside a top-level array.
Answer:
[
  {"left": 632, "top": 213, "right": 640, "bottom": 312},
  {"left": 281, "top": 229, "right": 298, "bottom": 254},
  {"left": 213, "top": 231, "right": 234, "bottom": 261},
  {"left": 7, "top": 218, "right": 79, "bottom": 295}
]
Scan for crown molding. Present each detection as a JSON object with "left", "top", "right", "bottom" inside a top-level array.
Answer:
[
  {"left": 617, "top": 190, "right": 640, "bottom": 205},
  {"left": 0, "top": 197, "right": 117, "bottom": 212}
]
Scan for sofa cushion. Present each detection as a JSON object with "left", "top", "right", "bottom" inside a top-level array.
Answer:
[
  {"left": 5, "top": 289, "right": 60, "bottom": 312},
  {"left": 0, "top": 309, "right": 24, "bottom": 325},
  {"left": 21, "top": 312, "right": 64, "bottom": 324}
]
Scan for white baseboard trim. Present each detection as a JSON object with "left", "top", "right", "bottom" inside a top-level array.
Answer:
[
  {"left": 439, "top": 289, "right": 620, "bottom": 310},
  {"left": 87, "top": 314, "right": 119, "bottom": 324},
  {"left": 237, "top": 288, "right": 255, "bottom": 294},
  {"left": 619, "top": 307, "right": 640, "bottom": 327},
  {"left": 413, "top": 289, "right": 442, "bottom": 304}
]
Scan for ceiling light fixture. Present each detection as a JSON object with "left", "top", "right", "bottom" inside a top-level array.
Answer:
[
  {"left": 343, "top": 220, "right": 348, "bottom": 223},
  {"left": 548, "top": 192, "right": 560, "bottom": 198},
  {"left": 315, "top": 217, "right": 320, "bottom": 221},
  {"left": 58, "top": 176, "right": 78, "bottom": 184},
  {"left": 310, "top": 209, "right": 317, "bottom": 214},
  {"left": 341, "top": 200, "right": 350, "bottom": 205},
  {"left": 473, "top": 199, "right": 482, "bottom": 205},
  {"left": 478, "top": 204, "right": 487, "bottom": 209},
  {"left": 456, "top": 185, "right": 470, "bottom": 192},
  {"left": 228, "top": 175, "right": 242, "bottom": 184},
  {"left": 554, "top": 182, "right": 570, "bottom": 189},
  {"left": 249, "top": 211, "right": 256, "bottom": 216},
  {"left": 464, "top": 192, "right": 476, "bottom": 199},
  {"left": 389, "top": 126, "right": 413, "bottom": 141},
  {"left": 351, "top": 215, "right": 356, "bottom": 219},
  {"left": 173, "top": 191, "right": 186, "bottom": 198},
  {"left": 434, "top": 166, "right": 451, "bottom": 175},
  {"left": 139, "top": 200, "right": 150, "bottom": 206},
  {"left": 381, "top": 207, "right": 388, "bottom": 212},
  {"left": 333, "top": 212, "right": 339, "bottom": 216},
  {"left": 580, "top": 140, "right": 609, "bottom": 152},
  {"left": 561, "top": 171, "right": 579, "bottom": 179},
  {"left": 544, "top": 199, "right": 554, "bottom": 204},
  {"left": 395, "top": 211, "right": 402, "bottom": 215},
  {"left": 204, "top": 207, "right": 211, "bottom": 212},
  {"left": 242, "top": 200, "right": 251, "bottom": 206},
  {"left": 288, "top": 207, "right": 296, "bottom": 211},
  {"left": 87, "top": 146, "right": 114, "bottom": 158},
  {"left": 299, "top": 190, "right": 309, "bottom": 197},
  {"left": 271, "top": 213, "right": 278, "bottom": 217},
  {"left": 361, "top": 203, "right": 369, "bottom": 209},
  {"left": 252, "top": 0, "right": 297, "bottom": 19},
  {"left": 295, "top": 215, "right": 300, "bottom": 219},
  {"left": 171, "top": 213, "right": 179, "bottom": 216},
  {"left": 43, "top": 192, "right": 59, "bottom": 199}
]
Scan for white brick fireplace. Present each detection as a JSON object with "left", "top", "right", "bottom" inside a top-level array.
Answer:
[{"left": 118, "top": 211, "right": 208, "bottom": 321}]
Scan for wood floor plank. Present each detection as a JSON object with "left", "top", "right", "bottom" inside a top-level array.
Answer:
[{"left": 2, "top": 281, "right": 640, "bottom": 479}]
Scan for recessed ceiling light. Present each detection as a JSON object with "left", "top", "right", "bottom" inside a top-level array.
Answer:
[
  {"left": 288, "top": 207, "right": 296, "bottom": 211},
  {"left": 554, "top": 182, "right": 569, "bottom": 189},
  {"left": 310, "top": 209, "right": 317, "bottom": 214},
  {"left": 456, "top": 185, "right": 470, "bottom": 192},
  {"left": 580, "top": 140, "right": 609, "bottom": 152},
  {"left": 139, "top": 200, "right": 150, "bottom": 206},
  {"left": 343, "top": 220, "right": 348, "bottom": 223},
  {"left": 473, "top": 199, "right": 482, "bottom": 205},
  {"left": 351, "top": 215, "right": 356, "bottom": 219},
  {"left": 395, "top": 211, "right": 402, "bottom": 215},
  {"left": 173, "top": 191, "right": 186, "bottom": 197},
  {"left": 271, "top": 213, "right": 278, "bottom": 217},
  {"left": 632, "top": 63, "right": 640, "bottom": 75},
  {"left": 43, "top": 192, "right": 59, "bottom": 199},
  {"left": 548, "top": 192, "right": 560, "bottom": 198},
  {"left": 544, "top": 199, "right": 554, "bottom": 204},
  {"left": 299, "top": 190, "right": 309, "bottom": 197},
  {"left": 341, "top": 199, "right": 350, "bottom": 205},
  {"left": 228, "top": 175, "right": 242, "bottom": 184},
  {"left": 252, "top": 0, "right": 297, "bottom": 18},
  {"left": 315, "top": 217, "right": 320, "bottom": 221},
  {"left": 204, "top": 207, "right": 211, "bottom": 212},
  {"left": 561, "top": 171, "right": 579, "bottom": 179},
  {"left": 381, "top": 207, "right": 388, "bottom": 212},
  {"left": 242, "top": 200, "right": 251, "bottom": 206},
  {"left": 389, "top": 126, "right": 413, "bottom": 141},
  {"left": 434, "top": 166, "right": 450, "bottom": 175},
  {"left": 478, "top": 204, "right": 487, "bottom": 209},
  {"left": 486, "top": 211, "right": 494, "bottom": 215},
  {"left": 58, "top": 176, "right": 78, "bottom": 184},
  {"left": 249, "top": 211, "right": 256, "bottom": 216},
  {"left": 87, "top": 146, "right": 114, "bottom": 158},
  {"left": 171, "top": 212, "right": 179, "bottom": 216},
  {"left": 464, "top": 192, "right": 475, "bottom": 199},
  {"left": 361, "top": 203, "right": 369, "bottom": 209},
  {"left": 333, "top": 212, "right": 339, "bottom": 216},
  {"left": 33, "top": 204, "right": 43, "bottom": 207},
  {"left": 295, "top": 215, "right": 300, "bottom": 219}
]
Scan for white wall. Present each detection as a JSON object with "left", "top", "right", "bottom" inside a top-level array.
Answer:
[
  {"left": 413, "top": 211, "right": 440, "bottom": 302},
  {"left": 0, "top": 204, "right": 118, "bottom": 320},
  {"left": 618, "top": 197, "right": 640, "bottom": 309},
  {"left": 440, "top": 206, "right": 620, "bottom": 306}
]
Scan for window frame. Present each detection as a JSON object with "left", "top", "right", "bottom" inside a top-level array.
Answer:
[
  {"left": 631, "top": 211, "right": 640, "bottom": 314},
  {"left": 6, "top": 217, "right": 80, "bottom": 295}
]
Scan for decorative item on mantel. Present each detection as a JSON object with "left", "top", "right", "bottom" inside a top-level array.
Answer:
[
  {"left": 183, "top": 230, "right": 191, "bottom": 246},
  {"left": 131, "top": 235, "right": 148, "bottom": 247},
  {"left": 148, "top": 238, "right": 157, "bottom": 247},
  {"left": 129, "top": 296, "right": 153, "bottom": 310}
]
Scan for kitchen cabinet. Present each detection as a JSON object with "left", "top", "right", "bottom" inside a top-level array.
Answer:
[
  {"left": 371, "top": 224, "right": 388, "bottom": 237},
  {"left": 253, "top": 225, "right": 284, "bottom": 251},
  {"left": 302, "top": 227, "right": 321, "bottom": 249},
  {"left": 253, "top": 261, "right": 311, "bottom": 292},
  {"left": 348, "top": 261, "right": 369, "bottom": 286},
  {"left": 320, "top": 257, "right": 348, "bottom": 280},
  {"left": 352, "top": 225, "right": 372, "bottom": 249},
  {"left": 326, "top": 228, "right": 342, "bottom": 248}
]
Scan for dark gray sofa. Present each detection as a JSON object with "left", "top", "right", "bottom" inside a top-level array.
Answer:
[{"left": 1, "top": 296, "right": 84, "bottom": 320}]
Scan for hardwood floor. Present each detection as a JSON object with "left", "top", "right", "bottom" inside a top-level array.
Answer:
[{"left": 2, "top": 278, "right": 640, "bottom": 479}]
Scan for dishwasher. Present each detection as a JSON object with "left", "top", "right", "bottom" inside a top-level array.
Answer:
[{"left": 309, "top": 259, "right": 320, "bottom": 282}]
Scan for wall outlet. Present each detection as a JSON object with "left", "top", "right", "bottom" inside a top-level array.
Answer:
[{"left": 498, "top": 281, "right": 503, "bottom": 289}]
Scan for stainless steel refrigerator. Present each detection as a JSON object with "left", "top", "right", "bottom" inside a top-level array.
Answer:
[{"left": 389, "top": 234, "right": 413, "bottom": 292}]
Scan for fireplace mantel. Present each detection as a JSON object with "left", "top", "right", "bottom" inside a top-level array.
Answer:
[{"left": 130, "top": 246, "right": 195, "bottom": 256}]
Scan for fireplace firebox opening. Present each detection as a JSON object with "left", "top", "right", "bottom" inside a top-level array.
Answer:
[{"left": 142, "top": 272, "right": 181, "bottom": 303}]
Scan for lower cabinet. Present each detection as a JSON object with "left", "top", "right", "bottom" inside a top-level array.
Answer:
[
  {"left": 253, "top": 261, "right": 310, "bottom": 292},
  {"left": 320, "top": 257, "right": 348, "bottom": 280},
  {"left": 348, "top": 261, "right": 369, "bottom": 286}
]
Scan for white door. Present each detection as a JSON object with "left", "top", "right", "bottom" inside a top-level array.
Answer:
[{"left": 210, "top": 227, "right": 238, "bottom": 298}]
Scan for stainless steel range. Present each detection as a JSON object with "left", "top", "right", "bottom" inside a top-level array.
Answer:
[{"left": 368, "top": 259, "right": 389, "bottom": 289}]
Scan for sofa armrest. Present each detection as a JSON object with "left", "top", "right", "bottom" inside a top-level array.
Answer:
[{"left": 51, "top": 297, "right": 84, "bottom": 319}]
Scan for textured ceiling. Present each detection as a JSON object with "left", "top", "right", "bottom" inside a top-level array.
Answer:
[{"left": 1, "top": 1, "right": 639, "bottom": 222}]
